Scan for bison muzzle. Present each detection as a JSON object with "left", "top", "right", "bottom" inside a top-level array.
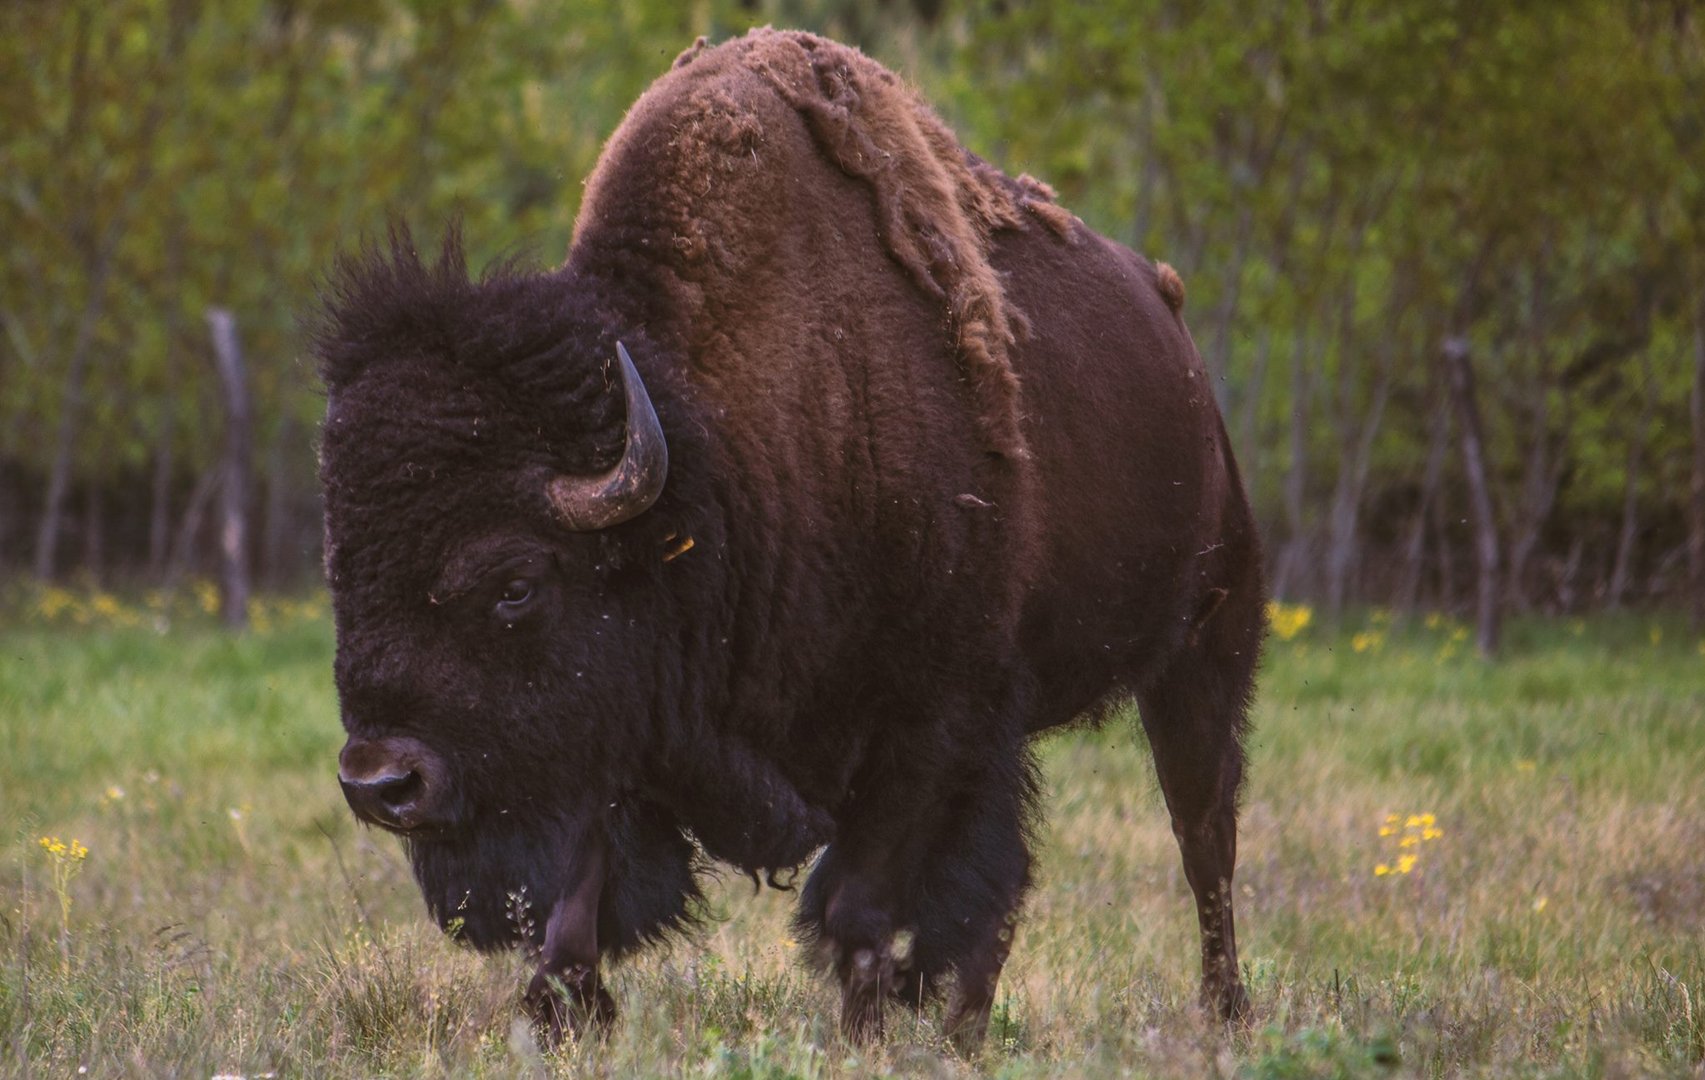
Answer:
[{"left": 316, "top": 28, "right": 1265, "bottom": 1052}]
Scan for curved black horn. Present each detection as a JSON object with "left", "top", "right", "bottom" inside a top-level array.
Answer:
[{"left": 547, "top": 342, "right": 669, "bottom": 531}]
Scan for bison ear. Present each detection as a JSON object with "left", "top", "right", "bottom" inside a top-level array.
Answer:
[{"left": 547, "top": 342, "right": 669, "bottom": 531}]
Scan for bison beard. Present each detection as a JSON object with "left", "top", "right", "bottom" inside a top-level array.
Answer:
[{"left": 316, "top": 28, "right": 1264, "bottom": 1052}]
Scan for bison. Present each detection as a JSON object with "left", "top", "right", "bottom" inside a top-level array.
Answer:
[{"left": 316, "top": 28, "right": 1264, "bottom": 1051}]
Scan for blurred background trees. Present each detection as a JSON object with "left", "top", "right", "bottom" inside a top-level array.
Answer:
[{"left": 2, "top": 0, "right": 1701, "bottom": 646}]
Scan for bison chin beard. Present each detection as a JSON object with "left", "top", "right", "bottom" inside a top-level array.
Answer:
[{"left": 405, "top": 794, "right": 705, "bottom": 957}]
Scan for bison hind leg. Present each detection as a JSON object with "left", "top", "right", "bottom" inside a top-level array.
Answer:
[{"left": 1134, "top": 574, "right": 1262, "bottom": 1023}]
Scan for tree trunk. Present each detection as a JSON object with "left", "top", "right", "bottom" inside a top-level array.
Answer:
[
  {"left": 1558, "top": 537, "right": 1586, "bottom": 614},
  {"left": 1323, "top": 262, "right": 1401, "bottom": 623},
  {"left": 1507, "top": 263, "right": 1565, "bottom": 612},
  {"left": 1131, "top": 79, "right": 1159, "bottom": 252},
  {"left": 1507, "top": 414, "right": 1565, "bottom": 612},
  {"left": 1689, "top": 286, "right": 1705, "bottom": 632},
  {"left": 261, "top": 415, "right": 295, "bottom": 588},
  {"left": 165, "top": 467, "right": 218, "bottom": 588},
  {"left": 1398, "top": 395, "right": 1451, "bottom": 616},
  {"left": 32, "top": 253, "right": 115, "bottom": 581},
  {"left": 1273, "top": 318, "right": 1313, "bottom": 599},
  {"left": 1431, "top": 494, "right": 1456, "bottom": 608},
  {"left": 150, "top": 220, "right": 187, "bottom": 581},
  {"left": 1236, "top": 324, "right": 1272, "bottom": 472},
  {"left": 207, "top": 308, "right": 252, "bottom": 630},
  {"left": 1205, "top": 206, "right": 1253, "bottom": 412},
  {"left": 1323, "top": 378, "right": 1394, "bottom": 621},
  {"left": 81, "top": 482, "right": 103, "bottom": 585},
  {"left": 1443, "top": 336, "right": 1501, "bottom": 657},
  {"left": 148, "top": 422, "right": 175, "bottom": 580},
  {"left": 1607, "top": 349, "right": 1657, "bottom": 608}
]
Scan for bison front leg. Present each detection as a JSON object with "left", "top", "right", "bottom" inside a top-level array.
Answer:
[
  {"left": 794, "top": 809, "right": 923, "bottom": 1043},
  {"left": 925, "top": 756, "right": 1034, "bottom": 1056},
  {"left": 796, "top": 722, "right": 1036, "bottom": 1050},
  {"left": 524, "top": 833, "right": 615, "bottom": 1047},
  {"left": 800, "top": 852, "right": 897, "bottom": 1042}
]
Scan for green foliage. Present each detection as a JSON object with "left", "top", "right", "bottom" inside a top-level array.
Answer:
[{"left": 2, "top": 1, "right": 1702, "bottom": 606}]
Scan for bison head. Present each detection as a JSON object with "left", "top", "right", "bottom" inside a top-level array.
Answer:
[{"left": 314, "top": 231, "right": 701, "bottom": 954}]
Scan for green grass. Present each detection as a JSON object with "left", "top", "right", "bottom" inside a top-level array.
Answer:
[{"left": 2, "top": 599, "right": 1702, "bottom": 1077}]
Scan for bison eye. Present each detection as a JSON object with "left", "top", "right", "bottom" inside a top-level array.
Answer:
[{"left": 494, "top": 578, "right": 536, "bottom": 622}]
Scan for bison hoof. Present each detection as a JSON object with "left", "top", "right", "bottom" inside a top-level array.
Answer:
[
  {"left": 526, "top": 966, "right": 616, "bottom": 1049},
  {"left": 944, "top": 1002, "right": 991, "bottom": 1057},
  {"left": 838, "top": 946, "right": 892, "bottom": 1043}
]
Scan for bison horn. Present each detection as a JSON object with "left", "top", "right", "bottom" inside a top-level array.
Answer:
[{"left": 547, "top": 342, "right": 669, "bottom": 531}]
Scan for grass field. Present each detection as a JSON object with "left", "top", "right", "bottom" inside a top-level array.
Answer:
[{"left": 2, "top": 589, "right": 1702, "bottom": 1077}]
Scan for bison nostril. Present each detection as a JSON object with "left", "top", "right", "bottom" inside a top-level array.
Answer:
[
  {"left": 338, "top": 736, "right": 449, "bottom": 830},
  {"left": 341, "top": 769, "right": 431, "bottom": 828},
  {"left": 373, "top": 771, "right": 423, "bottom": 808}
]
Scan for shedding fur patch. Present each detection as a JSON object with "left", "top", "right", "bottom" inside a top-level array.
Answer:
[
  {"left": 735, "top": 30, "right": 1034, "bottom": 460},
  {"left": 673, "top": 35, "right": 709, "bottom": 68},
  {"left": 1156, "top": 262, "right": 1186, "bottom": 314},
  {"left": 1014, "top": 174, "right": 1079, "bottom": 240}
]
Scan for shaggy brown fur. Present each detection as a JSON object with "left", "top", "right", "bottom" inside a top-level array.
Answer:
[{"left": 579, "top": 29, "right": 1035, "bottom": 459}]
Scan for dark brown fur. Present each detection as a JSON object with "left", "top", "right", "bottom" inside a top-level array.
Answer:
[{"left": 317, "top": 28, "right": 1264, "bottom": 1049}]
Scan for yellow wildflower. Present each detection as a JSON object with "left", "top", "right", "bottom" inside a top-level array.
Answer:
[
  {"left": 36, "top": 587, "right": 78, "bottom": 621},
  {"left": 1396, "top": 853, "right": 1418, "bottom": 874},
  {"left": 38, "top": 835, "right": 88, "bottom": 862},
  {"left": 38, "top": 835, "right": 87, "bottom": 975},
  {"left": 1266, "top": 601, "right": 1313, "bottom": 642}
]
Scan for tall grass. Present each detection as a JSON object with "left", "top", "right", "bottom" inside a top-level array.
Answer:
[{"left": 2, "top": 593, "right": 1701, "bottom": 1076}]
